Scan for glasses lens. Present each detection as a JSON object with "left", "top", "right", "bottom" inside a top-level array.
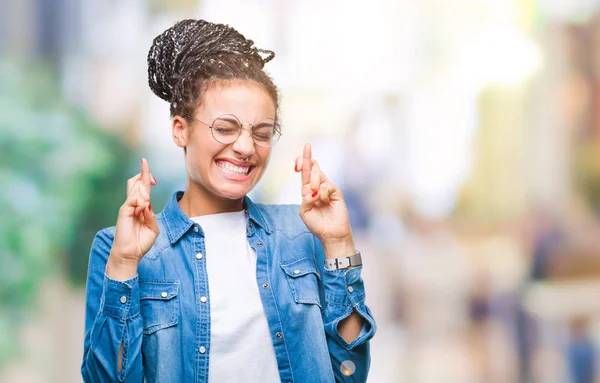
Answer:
[
  {"left": 252, "top": 119, "right": 281, "bottom": 148},
  {"left": 211, "top": 116, "right": 241, "bottom": 144}
]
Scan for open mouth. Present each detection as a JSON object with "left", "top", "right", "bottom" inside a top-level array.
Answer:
[{"left": 216, "top": 160, "right": 253, "bottom": 176}]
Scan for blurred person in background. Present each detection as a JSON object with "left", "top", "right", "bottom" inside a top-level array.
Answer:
[
  {"left": 80, "top": 19, "right": 375, "bottom": 383},
  {"left": 567, "top": 316, "right": 597, "bottom": 383}
]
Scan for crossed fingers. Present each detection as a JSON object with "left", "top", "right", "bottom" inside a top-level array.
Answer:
[{"left": 126, "top": 158, "right": 157, "bottom": 215}]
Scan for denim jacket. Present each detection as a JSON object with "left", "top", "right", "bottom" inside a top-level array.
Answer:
[{"left": 81, "top": 191, "right": 376, "bottom": 382}]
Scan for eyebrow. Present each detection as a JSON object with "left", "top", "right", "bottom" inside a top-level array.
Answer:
[
  {"left": 215, "top": 115, "right": 276, "bottom": 127},
  {"left": 215, "top": 115, "right": 239, "bottom": 123},
  {"left": 253, "top": 120, "right": 276, "bottom": 128}
]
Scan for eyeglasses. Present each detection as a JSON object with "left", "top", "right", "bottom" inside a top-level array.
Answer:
[{"left": 185, "top": 114, "right": 282, "bottom": 148}]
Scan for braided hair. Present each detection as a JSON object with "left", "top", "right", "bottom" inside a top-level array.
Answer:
[{"left": 147, "top": 19, "right": 279, "bottom": 120}]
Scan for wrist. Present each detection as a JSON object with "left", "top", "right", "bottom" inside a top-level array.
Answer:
[
  {"left": 322, "top": 236, "right": 356, "bottom": 259},
  {"left": 106, "top": 253, "right": 139, "bottom": 281}
]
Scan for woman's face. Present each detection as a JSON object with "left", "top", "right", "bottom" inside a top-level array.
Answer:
[{"left": 175, "top": 81, "right": 276, "bottom": 203}]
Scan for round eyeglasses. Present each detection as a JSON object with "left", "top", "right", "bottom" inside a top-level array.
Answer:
[{"left": 185, "top": 114, "right": 282, "bottom": 148}]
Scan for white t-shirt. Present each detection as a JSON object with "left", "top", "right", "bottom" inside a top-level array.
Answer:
[{"left": 190, "top": 211, "right": 280, "bottom": 383}]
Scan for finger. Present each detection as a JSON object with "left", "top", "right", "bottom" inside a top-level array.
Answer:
[
  {"left": 136, "top": 180, "right": 150, "bottom": 215},
  {"left": 134, "top": 194, "right": 147, "bottom": 215},
  {"left": 128, "top": 180, "right": 149, "bottom": 200},
  {"left": 121, "top": 192, "right": 146, "bottom": 217},
  {"left": 301, "top": 143, "right": 312, "bottom": 185},
  {"left": 294, "top": 156, "right": 302, "bottom": 173},
  {"left": 127, "top": 173, "right": 141, "bottom": 194},
  {"left": 318, "top": 182, "right": 335, "bottom": 204},
  {"left": 126, "top": 182, "right": 149, "bottom": 215},
  {"left": 135, "top": 203, "right": 148, "bottom": 216},
  {"left": 127, "top": 173, "right": 157, "bottom": 194},
  {"left": 142, "top": 203, "right": 160, "bottom": 234},
  {"left": 141, "top": 158, "right": 152, "bottom": 187},
  {"left": 137, "top": 182, "right": 150, "bottom": 202},
  {"left": 310, "top": 160, "right": 322, "bottom": 191},
  {"left": 301, "top": 185, "right": 320, "bottom": 206}
]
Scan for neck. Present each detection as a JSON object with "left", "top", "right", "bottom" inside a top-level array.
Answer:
[{"left": 179, "top": 181, "right": 244, "bottom": 217}]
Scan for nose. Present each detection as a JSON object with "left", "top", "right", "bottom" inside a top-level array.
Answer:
[{"left": 232, "top": 127, "right": 256, "bottom": 158}]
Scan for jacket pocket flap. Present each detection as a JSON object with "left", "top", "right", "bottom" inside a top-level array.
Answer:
[
  {"left": 140, "top": 281, "right": 179, "bottom": 300},
  {"left": 280, "top": 257, "right": 321, "bottom": 280}
]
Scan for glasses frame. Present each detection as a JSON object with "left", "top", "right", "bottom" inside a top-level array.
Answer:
[{"left": 185, "top": 113, "right": 282, "bottom": 148}]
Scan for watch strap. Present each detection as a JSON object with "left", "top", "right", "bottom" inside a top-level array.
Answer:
[{"left": 324, "top": 251, "right": 362, "bottom": 270}]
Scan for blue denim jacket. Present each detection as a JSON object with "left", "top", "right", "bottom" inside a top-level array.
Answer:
[{"left": 82, "top": 192, "right": 376, "bottom": 382}]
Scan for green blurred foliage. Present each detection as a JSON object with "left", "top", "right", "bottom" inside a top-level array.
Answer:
[{"left": 0, "top": 58, "right": 136, "bottom": 366}]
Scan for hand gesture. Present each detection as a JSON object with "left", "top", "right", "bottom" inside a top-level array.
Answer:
[
  {"left": 296, "top": 144, "right": 354, "bottom": 249},
  {"left": 110, "top": 158, "right": 159, "bottom": 267}
]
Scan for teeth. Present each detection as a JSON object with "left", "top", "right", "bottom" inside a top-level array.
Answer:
[{"left": 217, "top": 161, "right": 250, "bottom": 175}]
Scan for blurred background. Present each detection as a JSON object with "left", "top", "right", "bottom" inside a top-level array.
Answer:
[{"left": 3, "top": 0, "right": 600, "bottom": 382}]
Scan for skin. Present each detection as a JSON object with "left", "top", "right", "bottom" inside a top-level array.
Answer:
[
  {"left": 174, "top": 82, "right": 275, "bottom": 217},
  {"left": 106, "top": 81, "right": 364, "bottom": 370}
]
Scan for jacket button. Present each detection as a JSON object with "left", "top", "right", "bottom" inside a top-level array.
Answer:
[
  {"left": 196, "top": 253, "right": 203, "bottom": 260},
  {"left": 340, "top": 360, "right": 356, "bottom": 376},
  {"left": 347, "top": 286, "right": 354, "bottom": 293},
  {"left": 262, "top": 283, "right": 269, "bottom": 289},
  {"left": 194, "top": 226, "right": 199, "bottom": 233},
  {"left": 199, "top": 346, "right": 206, "bottom": 354},
  {"left": 256, "top": 242, "right": 263, "bottom": 246},
  {"left": 275, "top": 332, "right": 282, "bottom": 339},
  {"left": 119, "top": 296, "right": 127, "bottom": 304},
  {"left": 200, "top": 296, "right": 207, "bottom": 303}
]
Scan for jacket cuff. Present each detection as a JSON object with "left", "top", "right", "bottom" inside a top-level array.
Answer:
[
  {"left": 100, "top": 274, "right": 140, "bottom": 320},
  {"left": 323, "top": 266, "right": 365, "bottom": 307},
  {"left": 322, "top": 266, "right": 376, "bottom": 349}
]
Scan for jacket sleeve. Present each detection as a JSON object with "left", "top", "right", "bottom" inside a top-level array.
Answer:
[
  {"left": 81, "top": 228, "right": 144, "bottom": 382},
  {"left": 314, "top": 236, "right": 377, "bottom": 383}
]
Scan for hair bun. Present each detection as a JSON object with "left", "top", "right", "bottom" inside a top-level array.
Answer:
[{"left": 147, "top": 19, "right": 274, "bottom": 103}]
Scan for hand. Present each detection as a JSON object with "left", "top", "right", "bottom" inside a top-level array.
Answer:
[
  {"left": 296, "top": 144, "right": 355, "bottom": 254},
  {"left": 108, "top": 158, "right": 159, "bottom": 277}
]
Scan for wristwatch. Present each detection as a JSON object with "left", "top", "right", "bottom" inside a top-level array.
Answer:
[{"left": 324, "top": 251, "right": 362, "bottom": 270}]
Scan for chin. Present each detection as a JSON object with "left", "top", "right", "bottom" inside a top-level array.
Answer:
[{"left": 215, "top": 185, "right": 253, "bottom": 201}]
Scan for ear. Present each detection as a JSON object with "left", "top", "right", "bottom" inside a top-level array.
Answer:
[{"left": 172, "top": 115, "right": 188, "bottom": 148}]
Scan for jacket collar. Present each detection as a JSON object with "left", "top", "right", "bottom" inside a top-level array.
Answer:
[
  {"left": 244, "top": 195, "right": 272, "bottom": 234},
  {"left": 161, "top": 191, "right": 271, "bottom": 244}
]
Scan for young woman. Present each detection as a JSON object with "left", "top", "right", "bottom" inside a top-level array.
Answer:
[{"left": 81, "top": 19, "right": 376, "bottom": 383}]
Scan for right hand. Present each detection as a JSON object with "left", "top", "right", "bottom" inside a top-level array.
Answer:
[{"left": 109, "top": 158, "right": 159, "bottom": 271}]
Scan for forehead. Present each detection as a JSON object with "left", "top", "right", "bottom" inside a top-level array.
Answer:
[{"left": 199, "top": 81, "right": 276, "bottom": 121}]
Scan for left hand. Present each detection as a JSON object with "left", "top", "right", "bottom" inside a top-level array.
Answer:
[{"left": 296, "top": 143, "right": 354, "bottom": 249}]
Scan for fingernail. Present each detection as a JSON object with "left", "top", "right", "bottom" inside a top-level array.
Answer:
[
  {"left": 148, "top": 204, "right": 152, "bottom": 211},
  {"left": 294, "top": 163, "right": 299, "bottom": 172},
  {"left": 152, "top": 177, "right": 158, "bottom": 184},
  {"left": 312, "top": 191, "right": 318, "bottom": 198}
]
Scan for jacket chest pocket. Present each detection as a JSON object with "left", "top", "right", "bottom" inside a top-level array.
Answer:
[
  {"left": 139, "top": 280, "right": 180, "bottom": 335},
  {"left": 280, "top": 257, "right": 321, "bottom": 307}
]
